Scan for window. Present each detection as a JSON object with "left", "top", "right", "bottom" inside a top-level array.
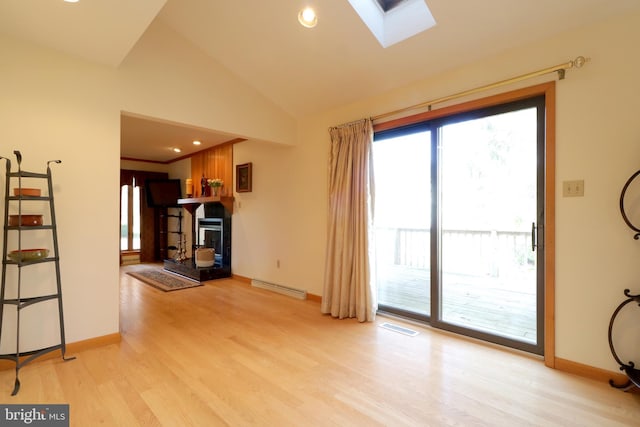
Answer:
[
  {"left": 120, "top": 181, "right": 141, "bottom": 252},
  {"left": 374, "top": 0, "right": 408, "bottom": 12}
]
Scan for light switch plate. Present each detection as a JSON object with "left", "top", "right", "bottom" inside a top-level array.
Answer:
[{"left": 563, "top": 180, "right": 584, "bottom": 197}]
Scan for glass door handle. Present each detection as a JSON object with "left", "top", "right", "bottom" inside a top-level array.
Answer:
[{"left": 531, "top": 222, "right": 537, "bottom": 251}]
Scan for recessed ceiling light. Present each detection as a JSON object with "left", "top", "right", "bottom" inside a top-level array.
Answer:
[
  {"left": 63, "top": 0, "right": 80, "bottom": 3},
  {"left": 173, "top": 148, "right": 182, "bottom": 153},
  {"left": 298, "top": 7, "right": 318, "bottom": 28},
  {"left": 193, "top": 140, "right": 201, "bottom": 146}
]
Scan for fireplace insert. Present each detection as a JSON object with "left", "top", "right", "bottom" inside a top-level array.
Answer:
[
  {"left": 164, "top": 201, "right": 231, "bottom": 281},
  {"left": 198, "top": 218, "right": 224, "bottom": 268}
]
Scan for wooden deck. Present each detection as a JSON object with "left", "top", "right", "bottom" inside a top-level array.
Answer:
[{"left": 377, "top": 264, "right": 537, "bottom": 343}]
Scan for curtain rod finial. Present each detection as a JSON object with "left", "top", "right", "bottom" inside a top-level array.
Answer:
[{"left": 572, "top": 56, "right": 589, "bottom": 69}]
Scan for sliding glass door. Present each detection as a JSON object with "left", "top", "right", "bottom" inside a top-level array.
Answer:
[
  {"left": 373, "top": 96, "right": 545, "bottom": 354},
  {"left": 373, "top": 126, "right": 431, "bottom": 317}
]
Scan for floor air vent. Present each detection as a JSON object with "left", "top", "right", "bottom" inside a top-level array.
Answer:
[
  {"left": 379, "top": 322, "right": 419, "bottom": 336},
  {"left": 251, "top": 279, "right": 307, "bottom": 300}
]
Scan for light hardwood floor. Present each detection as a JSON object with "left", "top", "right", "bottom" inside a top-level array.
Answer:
[{"left": 1, "top": 264, "right": 639, "bottom": 426}]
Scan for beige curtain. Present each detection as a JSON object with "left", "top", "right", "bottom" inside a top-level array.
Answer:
[{"left": 321, "top": 119, "right": 376, "bottom": 322}]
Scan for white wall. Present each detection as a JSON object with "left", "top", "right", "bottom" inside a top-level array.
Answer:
[
  {"left": 118, "top": 20, "right": 297, "bottom": 147},
  {"left": 231, "top": 12, "right": 640, "bottom": 372},
  {"left": 0, "top": 18, "right": 296, "bottom": 351},
  {"left": 232, "top": 139, "right": 325, "bottom": 290},
  {"left": 0, "top": 35, "right": 120, "bottom": 351},
  {"left": 120, "top": 159, "right": 168, "bottom": 173}
]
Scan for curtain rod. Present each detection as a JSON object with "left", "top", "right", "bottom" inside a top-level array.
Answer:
[
  {"left": 329, "top": 117, "right": 371, "bottom": 131},
  {"left": 372, "top": 55, "right": 589, "bottom": 122}
]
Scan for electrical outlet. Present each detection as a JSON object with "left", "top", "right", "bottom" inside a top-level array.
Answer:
[{"left": 563, "top": 180, "right": 584, "bottom": 197}]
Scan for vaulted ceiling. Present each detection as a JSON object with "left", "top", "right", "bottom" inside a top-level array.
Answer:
[{"left": 1, "top": 0, "right": 639, "bottom": 162}]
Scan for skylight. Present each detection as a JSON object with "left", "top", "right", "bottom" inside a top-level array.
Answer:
[
  {"left": 374, "top": 0, "right": 407, "bottom": 12},
  {"left": 348, "top": 0, "right": 436, "bottom": 48}
]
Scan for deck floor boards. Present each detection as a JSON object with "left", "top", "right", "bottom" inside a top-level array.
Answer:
[{"left": 377, "top": 264, "right": 537, "bottom": 342}]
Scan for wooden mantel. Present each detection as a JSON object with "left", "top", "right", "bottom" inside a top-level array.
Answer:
[{"left": 178, "top": 196, "right": 234, "bottom": 214}]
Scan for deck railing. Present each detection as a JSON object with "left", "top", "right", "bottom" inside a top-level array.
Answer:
[{"left": 374, "top": 227, "right": 534, "bottom": 277}]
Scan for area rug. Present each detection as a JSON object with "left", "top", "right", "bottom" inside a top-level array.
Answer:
[{"left": 127, "top": 268, "right": 203, "bottom": 292}]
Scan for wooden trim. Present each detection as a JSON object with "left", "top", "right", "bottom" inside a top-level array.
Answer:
[
  {"left": 544, "top": 83, "right": 557, "bottom": 368},
  {"left": 307, "top": 293, "right": 322, "bottom": 303},
  {"left": 555, "top": 357, "right": 627, "bottom": 385},
  {"left": 66, "top": 333, "right": 121, "bottom": 353},
  {"left": 120, "top": 156, "right": 168, "bottom": 165},
  {"left": 0, "top": 333, "right": 121, "bottom": 371},
  {"left": 374, "top": 82, "right": 556, "bottom": 132},
  {"left": 231, "top": 274, "right": 252, "bottom": 284},
  {"left": 374, "top": 82, "right": 557, "bottom": 363}
]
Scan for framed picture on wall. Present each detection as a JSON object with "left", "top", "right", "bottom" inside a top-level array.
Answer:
[{"left": 236, "top": 162, "right": 252, "bottom": 193}]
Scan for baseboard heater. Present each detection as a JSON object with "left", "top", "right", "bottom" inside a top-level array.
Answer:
[{"left": 251, "top": 279, "right": 307, "bottom": 300}]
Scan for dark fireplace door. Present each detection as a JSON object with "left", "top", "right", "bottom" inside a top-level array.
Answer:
[{"left": 198, "top": 218, "right": 223, "bottom": 267}]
